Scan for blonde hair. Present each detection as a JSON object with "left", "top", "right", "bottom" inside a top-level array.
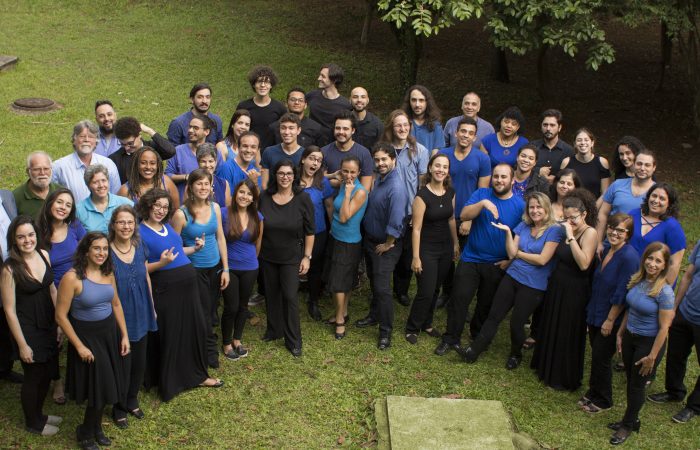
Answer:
[
  {"left": 627, "top": 242, "right": 671, "bottom": 297},
  {"left": 522, "top": 191, "right": 556, "bottom": 238}
]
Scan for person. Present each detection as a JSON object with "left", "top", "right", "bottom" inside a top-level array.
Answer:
[
  {"left": 221, "top": 179, "right": 263, "bottom": 360},
  {"left": 0, "top": 189, "right": 22, "bottom": 385},
  {"left": 13, "top": 151, "right": 63, "bottom": 220},
  {"left": 297, "top": 147, "right": 333, "bottom": 320},
  {"left": 610, "top": 136, "right": 646, "bottom": 180},
  {"left": 561, "top": 127, "right": 611, "bottom": 198},
  {"left": 326, "top": 156, "right": 368, "bottom": 339},
  {"left": 512, "top": 144, "right": 549, "bottom": 199},
  {"left": 548, "top": 169, "right": 582, "bottom": 220},
  {"left": 463, "top": 192, "right": 564, "bottom": 369},
  {"left": 107, "top": 205, "right": 157, "bottom": 429},
  {"left": 435, "top": 164, "right": 525, "bottom": 356},
  {"left": 236, "top": 66, "right": 287, "bottom": 150},
  {"left": 628, "top": 183, "right": 686, "bottom": 286},
  {"left": 608, "top": 242, "right": 675, "bottom": 445},
  {"left": 110, "top": 116, "right": 176, "bottom": 183},
  {"left": 52, "top": 120, "right": 121, "bottom": 202},
  {"left": 76, "top": 165, "right": 133, "bottom": 233},
  {"left": 530, "top": 109, "right": 574, "bottom": 183},
  {"left": 55, "top": 232, "right": 129, "bottom": 450},
  {"left": 217, "top": 109, "right": 252, "bottom": 161},
  {"left": 167, "top": 82, "right": 223, "bottom": 146},
  {"left": 350, "top": 86, "right": 384, "bottom": 150},
  {"left": 261, "top": 113, "right": 304, "bottom": 189},
  {"left": 218, "top": 131, "right": 262, "bottom": 192},
  {"left": 195, "top": 143, "right": 231, "bottom": 207},
  {"left": 321, "top": 111, "right": 374, "bottom": 192},
  {"left": 531, "top": 189, "right": 598, "bottom": 391},
  {"left": 443, "top": 92, "right": 495, "bottom": 150},
  {"left": 306, "top": 63, "right": 352, "bottom": 142},
  {"left": 647, "top": 239, "right": 700, "bottom": 423},
  {"left": 581, "top": 213, "right": 638, "bottom": 413},
  {"left": 270, "top": 87, "right": 324, "bottom": 148},
  {"left": 402, "top": 85, "right": 445, "bottom": 153},
  {"left": 171, "top": 169, "right": 229, "bottom": 368},
  {"left": 480, "top": 106, "right": 529, "bottom": 168},
  {"left": 405, "top": 154, "right": 458, "bottom": 344},
  {"left": 94, "top": 100, "right": 119, "bottom": 157},
  {"left": 355, "top": 143, "right": 411, "bottom": 350},
  {"left": 117, "top": 146, "right": 180, "bottom": 208},
  {"left": 1, "top": 216, "right": 60, "bottom": 436},
  {"left": 137, "top": 189, "right": 221, "bottom": 401},
  {"left": 258, "top": 160, "right": 314, "bottom": 357}
]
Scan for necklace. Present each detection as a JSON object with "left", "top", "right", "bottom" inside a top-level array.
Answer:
[
  {"left": 112, "top": 241, "right": 133, "bottom": 255},
  {"left": 498, "top": 132, "right": 516, "bottom": 147}
]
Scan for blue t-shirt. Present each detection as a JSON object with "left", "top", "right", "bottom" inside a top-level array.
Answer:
[
  {"left": 411, "top": 120, "right": 445, "bottom": 151},
  {"left": 602, "top": 178, "right": 646, "bottom": 215},
  {"left": 480, "top": 133, "right": 529, "bottom": 168},
  {"left": 321, "top": 142, "right": 374, "bottom": 177},
  {"left": 179, "top": 203, "right": 221, "bottom": 269},
  {"left": 222, "top": 208, "right": 263, "bottom": 271},
  {"left": 331, "top": 179, "right": 368, "bottom": 244},
  {"left": 166, "top": 110, "right": 224, "bottom": 146},
  {"left": 218, "top": 159, "right": 260, "bottom": 192},
  {"left": 139, "top": 222, "right": 191, "bottom": 271},
  {"left": 304, "top": 178, "right": 334, "bottom": 234},
  {"left": 679, "top": 240, "right": 700, "bottom": 326},
  {"left": 261, "top": 144, "right": 303, "bottom": 170},
  {"left": 586, "top": 244, "right": 640, "bottom": 327},
  {"left": 506, "top": 222, "right": 564, "bottom": 291},
  {"left": 439, "top": 147, "right": 491, "bottom": 219},
  {"left": 50, "top": 221, "right": 86, "bottom": 287},
  {"left": 626, "top": 282, "right": 675, "bottom": 336},
  {"left": 461, "top": 188, "right": 525, "bottom": 264},
  {"left": 628, "top": 209, "right": 686, "bottom": 257},
  {"left": 443, "top": 116, "right": 495, "bottom": 150}
]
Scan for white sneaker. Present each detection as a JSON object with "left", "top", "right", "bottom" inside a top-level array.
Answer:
[{"left": 46, "top": 415, "right": 63, "bottom": 426}]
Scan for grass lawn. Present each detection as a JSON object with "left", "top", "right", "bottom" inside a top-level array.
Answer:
[{"left": 1, "top": 1, "right": 699, "bottom": 448}]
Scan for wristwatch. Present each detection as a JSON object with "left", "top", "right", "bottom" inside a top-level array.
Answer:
[{"left": 303, "top": 254, "right": 312, "bottom": 260}]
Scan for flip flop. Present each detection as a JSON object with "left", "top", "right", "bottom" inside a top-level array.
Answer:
[{"left": 199, "top": 378, "right": 224, "bottom": 388}]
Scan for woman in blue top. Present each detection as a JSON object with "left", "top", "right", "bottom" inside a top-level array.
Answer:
[
  {"left": 221, "top": 179, "right": 263, "bottom": 360},
  {"left": 608, "top": 242, "right": 675, "bottom": 445},
  {"left": 55, "top": 232, "right": 129, "bottom": 449},
  {"left": 216, "top": 109, "right": 252, "bottom": 162},
  {"left": 195, "top": 143, "right": 231, "bottom": 207},
  {"left": 107, "top": 205, "right": 157, "bottom": 428},
  {"left": 326, "top": 156, "right": 368, "bottom": 339},
  {"left": 464, "top": 191, "right": 563, "bottom": 369},
  {"left": 628, "top": 182, "right": 686, "bottom": 285},
  {"left": 480, "top": 106, "right": 529, "bottom": 168},
  {"left": 298, "top": 146, "right": 334, "bottom": 321},
  {"left": 136, "top": 189, "right": 221, "bottom": 402},
  {"left": 172, "top": 169, "right": 229, "bottom": 369},
  {"left": 581, "top": 213, "right": 639, "bottom": 413}
]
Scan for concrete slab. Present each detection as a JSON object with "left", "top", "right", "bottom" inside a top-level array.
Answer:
[{"left": 0, "top": 56, "right": 18, "bottom": 71}]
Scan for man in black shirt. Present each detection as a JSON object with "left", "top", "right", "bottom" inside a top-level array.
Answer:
[
  {"left": 531, "top": 109, "right": 573, "bottom": 184},
  {"left": 269, "top": 87, "right": 325, "bottom": 148},
  {"left": 351, "top": 86, "right": 384, "bottom": 150},
  {"left": 111, "top": 117, "right": 176, "bottom": 183},
  {"left": 306, "top": 63, "right": 352, "bottom": 143},
  {"left": 236, "top": 66, "right": 287, "bottom": 151}
]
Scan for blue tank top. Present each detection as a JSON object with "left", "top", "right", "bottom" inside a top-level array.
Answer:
[
  {"left": 70, "top": 278, "right": 114, "bottom": 322},
  {"left": 331, "top": 180, "right": 368, "bottom": 244},
  {"left": 139, "top": 222, "right": 191, "bottom": 270},
  {"left": 179, "top": 203, "right": 221, "bottom": 268}
]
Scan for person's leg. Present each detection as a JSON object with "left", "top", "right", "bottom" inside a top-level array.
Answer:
[
  {"left": 195, "top": 266, "right": 220, "bottom": 367},
  {"left": 20, "top": 361, "right": 48, "bottom": 431},
  {"left": 126, "top": 335, "right": 148, "bottom": 413},
  {"left": 233, "top": 269, "right": 257, "bottom": 347},
  {"left": 307, "top": 231, "right": 327, "bottom": 320},
  {"left": 406, "top": 245, "right": 441, "bottom": 334},
  {"left": 664, "top": 310, "right": 693, "bottom": 400},
  {"left": 220, "top": 271, "right": 240, "bottom": 350},
  {"left": 279, "top": 264, "right": 302, "bottom": 351},
  {"left": 392, "top": 225, "right": 413, "bottom": 302},
  {"left": 681, "top": 318, "right": 700, "bottom": 413},
  {"left": 470, "top": 263, "right": 506, "bottom": 338},
  {"left": 586, "top": 323, "right": 619, "bottom": 409},
  {"left": 422, "top": 245, "right": 454, "bottom": 332},
  {"left": 508, "top": 283, "right": 545, "bottom": 359},
  {"left": 469, "top": 275, "right": 517, "bottom": 356},
  {"left": 442, "top": 262, "right": 479, "bottom": 345},
  {"left": 374, "top": 242, "right": 403, "bottom": 339},
  {"left": 437, "top": 232, "right": 468, "bottom": 303},
  {"left": 622, "top": 332, "right": 666, "bottom": 427},
  {"left": 362, "top": 240, "right": 379, "bottom": 322},
  {"left": 261, "top": 261, "right": 284, "bottom": 339},
  {"left": 0, "top": 310, "right": 18, "bottom": 379}
]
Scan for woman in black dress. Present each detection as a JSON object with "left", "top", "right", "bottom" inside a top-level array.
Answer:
[
  {"left": 560, "top": 128, "right": 611, "bottom": 198},
  {"left": 531, "top": 189, "right": 598, "bottom": 390},
  {"left": 258, "top": 160, "right": 315, "bottom": 357},
  {"left": 1, "top": 216, "right": 60, "bottom": 436}
]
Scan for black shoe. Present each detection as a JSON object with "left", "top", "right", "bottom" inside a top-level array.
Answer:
[
  {"left": 95, "top": 430, "right": 111, "bottom": 446},
  {"left": 261, "top": 334, "right": 279, "bottom": 342},
  {"left": 290, "top": 347, "right": 302, "bottom": 358},
  {"left": 607, "top": 420, "right": 640, "bottom": 431},
  {"left": 129, "top": 408, "right": 145, "bottom": 420},
  {"left": 355, "top": 316, "right": 378, "bottom": 328},
  {"left": 672, "top": 407, "right": 696, "bottom": 423},
  {"left": 113, "top": 416, "right": 128, "bottom": 429},
  {"left": 378, "top": 337, "right": 391, "bottom": 350},
  {"left": 335, "top": 322, "right": 346, "bottom": 340},
  {"left": 609, "top": 422, "right": 640, "bottom": 445},
  {"left": 76, "top": 426, "right": 99, "bottom": 450},
  {"left": 435, "top": 294, "right": 449, "bottom": 309},
  {"left": 614, "top": 361, "right": 625, "bottom": 372},
  {"left": 434, "top": 341, "right": 454, "bottom": 356},
  {"left": 505, "top": 356, "right": 521, "bottom": 370},
  {"left": 396, "top": 294, "right": 411, "bottom": 306},
  {"left": 308, "top": 302, "right": 322, "bottom": 321},
  {"left": 224, "top": 349, "right": 240, "bottom": 361},
  {"left": 463, "top": 346, "right": 478, "bottom": 363},
  {"left": 405, "top": 333, "right": 418, "bottom": 345},
  {"left": 647, "top": 392, "right": 682, "bottom": 403},
  {"left": 0, "top": 371, "right": 24, "bottom": 384}
]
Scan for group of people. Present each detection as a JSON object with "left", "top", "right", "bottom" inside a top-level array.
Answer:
[{"left": 0, "top": 62, "right": 698, "bottom": 448}]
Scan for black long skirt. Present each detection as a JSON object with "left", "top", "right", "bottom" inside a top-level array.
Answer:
[{"left": 145, "top": 264, "right": 209, "bottom": 402}]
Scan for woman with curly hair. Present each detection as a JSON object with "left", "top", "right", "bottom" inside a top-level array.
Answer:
[{"left": 117, "top": 146, "right": 179, "bottom": 209}]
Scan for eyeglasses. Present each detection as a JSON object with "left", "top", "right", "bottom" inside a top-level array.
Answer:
[
  {"left": 153, "top": 203, "right": 169, "bottom": 211},
  {"left": 563, "top": 214, "right": 581, "bottom": 222},
  {"left": 120, "top": 140, "right": 137, "bottom": 148},
  {"left": 29, "top": 167, "right": 51, "bottom": 174},
  {"left": 607, "top": 226, "right": 628, "bottom": 235},
  {"left": 256, "top": 79, "right": 271, "bottom": 86},
  {"left": 276, "top": 172, "right": 294, "bottom": 178},
  {"left": 115, "top": 220, "right": 135, "bottom": 227},
  {"left": 305, "top": 156, "right": 322, "bottom": 163}
]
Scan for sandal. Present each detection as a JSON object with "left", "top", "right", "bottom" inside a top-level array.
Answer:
[
  {"left": 199, "top": 378, "right": 224, "bottom": 388},
  {"left": 52, "top": 380, "right": 66, "bottom": 405},
  {"left": 129, "top": 408, "right": 145, "bottom": 420},
  {"left": 577, "top": 396, "right": 591, "bottom": 407},
  {"left": 423, "top": 328, "right": 441, "bottom": 338},
  {"left": 581, "top": 402, "right": 611, "bottom": 414},
  {"left": 522, "top": 338, "right": 536, "bottom": 350}
]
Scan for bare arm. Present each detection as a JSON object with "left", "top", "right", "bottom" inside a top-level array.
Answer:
[
  {"left": 261, "top": 168, "right": 270, "bottom": 190},
  {"left": 567, "top": 227, "right": 598, "bottom": 270},
  {"left": 667, "top": 250, "right": 686, "bottom": 286},
  {"left": 637, "top": 308, "right": 675, "bottom": 376},
  {"left": 410, "top": 196, "right": 426, "bottom": 273},
  {"left": 164, "top": 176, "right": 180, "bottom": 210},
  {"left": 359, "top": 175, "right": 373, "bottom": 193},
  {"left": 674, "top": 262, "right": 695, "bottom": 310},
  {"left": 214, "top": 205, "right": 230, "bottom": 289},
  {"left": 55, "top": 271, "right": 93, "bottom": 362},
  {"left": 477, "top": 175, "right": 490, "bottom": 188},
  {"left": 339, "top": 185, "right": 367, "bottom": 223},
  {"left": 1, "top": 268, "right": 32, "bottom": 362}
]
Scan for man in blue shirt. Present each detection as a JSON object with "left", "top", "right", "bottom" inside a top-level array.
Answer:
[
  {"left": 261, "top": 113, "right": 304, "bottom": 189},
  {"left": 356, "top": 143, "right": 411, "bottom": 350},
  {"left": 94, "top": 100, "right": 120, "bottom": 157},
  {"left": 402, "top": 85, "right": 445, "bottom": 153},
  {"left": 435, "top": 164, "right": 525, "bottom": 356},
  {"left": 218, "top": 131, "right": 261, "bottom": 191},
  {"left": 443, "top": 92, "right": 495, "bottom": 150},
  {"left": 167, "top": 83, "right": 224, "bottom": 146}
]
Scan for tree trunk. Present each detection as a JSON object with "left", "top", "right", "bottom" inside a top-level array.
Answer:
[
  {"left": 391, "top": 25, "right": 423, "bottom": 94},
  {"left": 536, "top": 45, "right": 550, "bottom": 100},
  {"left": 677, "top": 1, "right": 700, "bottom": 141},
  {"left": 657, "top": 21, "right": 673, "bottom": 92},
  {"left": 360, "top": 1, "right": 376, "bottom": 46},
  {"left": 490, "top": 47, "right": 510, "bottom": 83}
]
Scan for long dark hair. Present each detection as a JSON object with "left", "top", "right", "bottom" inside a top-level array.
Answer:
[
  {"left": 4, "top": 215, "right": 42, "bottom": 285},
  {"left": 266, "top": 160, "right": 302, "bottom": 195},
  {"left": 611, "top": 135, "right": 645, "bottom": 177},
  {"left": 562, "top": 188, "right": 598, "bottom": 227},
  {"left": 641, "top": 182, "right": 680, "bottom": 220},
  {"left": 401, "top": 85, "right": 441, "bottom": 131},
  {"left": 224, "top": 109, "right": 251, "bottom": 147},
  {"left": 37, "top": 188, "right": 77, "bottom": 250},
  {"left": 298, "top": 146, "right": 325, "bottom": 190},
  {"left": 548, "top": 169, "right": 582, "bottom": 203},
  {"left": 127, "top": 146, "right": 165, "bottom": 201},
  {"left": 227, "top": 179, "right": 261, "bottom": 241},
  {"left": 184, "top": 168, "right": 213, "bottom": 217},
  {"left": 420, "top": 153, "right": 452, "bottom": 189},
  {"left": 136, "top": 189, "right": 174, "bottom": 223},
  {"left": 73, "top": 232, "right": 113, "bottom": 279}
]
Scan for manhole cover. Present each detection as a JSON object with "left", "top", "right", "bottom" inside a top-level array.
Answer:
[{"left": 10, "top": 97, "right": 62, "bottom": 114}]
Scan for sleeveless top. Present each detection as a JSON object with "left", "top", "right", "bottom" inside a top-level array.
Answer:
[
  {"left": 50, "top": 220, "right": 86, "bottom": 287},
  {"left": 416, "top": 186, "right": 455, "bottom": 245},
  {"left": 331, "top": 179, "right": 368, "bottom": 244},
  {"left": 139, "top": 222, "right": 191, "bottom": 270},
  {"left": 70, "top": 278, "right": 114, "bottom": 322},
  {"left": 564, "top": 156, "right": 610, "bottom": 198},
  {"left": 179, "top": 202, "right": 221, "bottom": 269}
]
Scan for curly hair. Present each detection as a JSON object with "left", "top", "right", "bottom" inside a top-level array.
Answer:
[
  {"left": 562, "top": 188, "right": 598, "bottom": 227},
  {"left": 247, "top": 65, "right": 279, "bottom": 89},
  {"left": 610, "top": 135, "right": 646, "bottom": 177},
  {"left": 495, "top": 106, "right": 526, "bottom": 135},
  {"left": 73, "top": 232, "right": 113, "bottom": 279},
  {"left": 127, "top": 147, "right": 165, "bottom": 201},
  {"left": 136, "top": 189, "right": 174, "bottom": 223},
  {"left": 401, "top": 85, "right": 441, "bottom": 131}
]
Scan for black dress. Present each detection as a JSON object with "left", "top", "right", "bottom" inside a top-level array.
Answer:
[{"left": 531, "top": 233, "right": 592, "bottom": 391}]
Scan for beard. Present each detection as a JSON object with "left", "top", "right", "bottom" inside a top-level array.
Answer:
[{"left": 98, "top": 124, "right": 113, "bottom": 135}]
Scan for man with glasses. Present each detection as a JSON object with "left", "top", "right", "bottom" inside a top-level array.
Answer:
[
  {"left": 236, "top": 66, "right": 286, "bottom": 150},
  {"left": 13, "top": 151, "right": 63, "bottom": 219},
  {"left": 110, "top": 116, "right": 176, "bottom": 183},
  {"left": 261, "top": 113, "right": 304, "bottom": 189},
  {"left": 167, "top": 82, "right": 224, "bottom": 146},
  {"left": 270, "top": 88, "right": 324, "bottom": 148}
]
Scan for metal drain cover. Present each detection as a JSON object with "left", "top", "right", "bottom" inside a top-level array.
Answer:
[{"left": 10, "top": 97, "right": 62, "bottom": 114}]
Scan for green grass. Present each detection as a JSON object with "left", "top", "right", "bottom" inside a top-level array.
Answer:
[{"left": 1, "top": 1, "right": 699, "bottom": 449}]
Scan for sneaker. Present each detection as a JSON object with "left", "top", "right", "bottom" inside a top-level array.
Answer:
[
  {"left": 46, "top": 415, "right": 63, "bottom": 426},
  {"left": 27, "top": 423, "right": 59, "bottom": 436},
  {"left": 672, "top": 407, "right": 696, "bottom": 423},
  {"left": 248, "top": 294, "right": 265, "bottom": 306},
  {"left": 647, "top": 392, "right": 682, "bottom": 404},
  {"left": 234, "top": 345, "right": 248, "bottom": 358},
  {"left": 405, "top": 333, "right": 418, "bottom": 345},
  {"left": 224, "top": 349, "right": 240, "bottom": 361}
]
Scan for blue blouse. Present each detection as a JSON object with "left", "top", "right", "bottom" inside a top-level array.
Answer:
[
  {"left": 222, "top": 208, "right": 263, "bottom": 272},
  {"left": 586, "top": 244, "right": 640, "bottom": 327},
  {"left": 70, "top": 278, "right": 114, "bottom": 322},
  {"left": 304, "top": 178, "right": 334, "bottom": 234},
  {"left": 506, "top": 222, "right": 564, "bottom": 291},
  {"left": 628, "top": 208, "right": 686, "bottom": 257},
  {"left": 330, "top": 179, "right": 368, "bottom": 244},
  {"left": 626, "top": 282, "right": 675, "bottom": 337},
  {"left": 481, "top": 133, "right": 529, "bottom": 168},
  {"left": 112, "top": 244, "right": 157, "bottom": 341},
  {"left": 139, "top": 222, "right": 191, "bottom": 271},
  {"left": 679, "top": 241, "right": 700, "bottom": 326}
]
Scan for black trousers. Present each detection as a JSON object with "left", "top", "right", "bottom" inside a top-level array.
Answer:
[
  {"left": 113, "top": 334, "right": 148, "bottom": 420},
  {"left": 469, "top": 274, "right": 544, "bottom": 359},
  {"left": 221, "top": 269, "right": 257, "bottom": 344},
  {"left": 443, "top": 261, "right": 505, "bottom": 345},
  {"left": 195, "top": 265, "right": 222, "bottom": 366},
  {"left": 438, "top": 231, "right": 469, "bottom": 298},
  {"left": 406, "top": 240, "right": 453, "bottom": 333},
  {"left": 78, "top": 405, "right": 105, "bottom": 440},
  {"left": 307, "top": 231, "right": 327, "bottom": 305},
  {"left": 262, "top": 260, "right": 302, "bottom": 350},
  {"left": 392, "top": 226, "right": 413, "bottom": 298},
  {"left": 621, "top": 330, "right": 666, "bottom": 427},
  {"left": 20, "top": 354, "right": 56, "bottom": 431},
  {"left": 585, "top": 323, "right": 620, "bottom": 409},
  {"left": 664, "top": 309, "right": 700, "bottom": 412},
  {"left": 364, "top": 238, "right": 403, "bottom": 338},
  {"left": 0, "top": 309, "right": 15, "bottom": 376}
]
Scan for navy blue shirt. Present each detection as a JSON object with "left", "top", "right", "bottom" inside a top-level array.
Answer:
[
  {"left": 679, "top": 240, "right": 700, "bottom": 326},
  {"left": 304, "top": 178, "right": 334, "bottom": 234},
  {"left": 261, "top": 144, "right": 304, "bottom": 170},
  {"left": 166, "top": 110, "right": 224, "bottom": 146},
  {"left": 586, "top": 244, "right": 640, "bottom": 327},
  {"left": 362, "top": 168, "right": 410, "bottom": 242},
  {"left": 439, "top": 147, "right": 491, "bottom": 219}
]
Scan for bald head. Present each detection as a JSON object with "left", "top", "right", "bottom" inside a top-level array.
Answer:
[{"left": 350, "top": 87, "right": 369, "bottom": 113}]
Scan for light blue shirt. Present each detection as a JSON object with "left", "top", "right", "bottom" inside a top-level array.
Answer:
[
  {"left": 94, "top": 132, "right": 120, "bottom": 157},
  {"left": 395, "top": 141, "right": 429, "bottom": 215},
  {"left": 443, "top": 116, "right": 495, "bottom": 150},
  {"left": 602, "top": 178, "right": 647, "bottom": 215},
  {"left": 52, "top": 152, "right": 121, "bottom": 202},
  {"left": 411, "top": 120, "right": 445, "bottom": 151},
  {"left": 76, "top": 193, "right": 133, "bottom": 234}
]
